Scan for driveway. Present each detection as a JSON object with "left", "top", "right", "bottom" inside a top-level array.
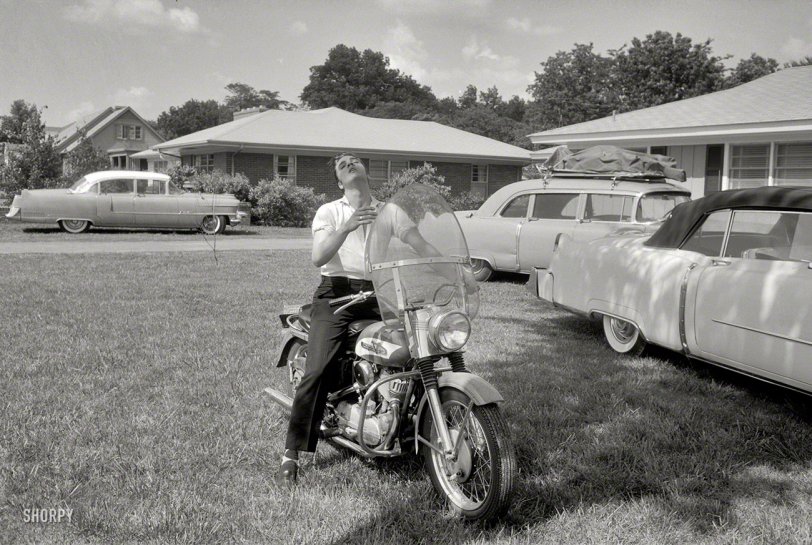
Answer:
[{"left": 0, "top": 237, "right": 311, "bottom": 254}]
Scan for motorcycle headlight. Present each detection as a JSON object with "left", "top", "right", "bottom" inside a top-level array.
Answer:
[{"left": 428, "top": 310, "right": 471, "bottom": 351}]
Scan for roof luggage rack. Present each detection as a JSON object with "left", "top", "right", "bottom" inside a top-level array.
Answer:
[{"left": 538, "top": 145, "right": 687, "bottom": 184}]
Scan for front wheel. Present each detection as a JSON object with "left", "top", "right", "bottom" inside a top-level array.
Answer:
[
  {"left": 602, "top": 315, "right": 646, "bottom": 356},
  {"left": 200, "top": 215, "right": 226, "bottom": 235},
  {"left": 422, "top": 388, "right": 516, "bottom": 520},
  {"left": 59, "top": 219, "right": 90, "bottom": 233},
  {"left": 470, "top": 259, "right": 493, "bottom": 282}
]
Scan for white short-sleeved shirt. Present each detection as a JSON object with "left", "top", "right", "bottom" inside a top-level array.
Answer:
[{"left": 312, "top": 196, "right": 415, "bottom": 279}]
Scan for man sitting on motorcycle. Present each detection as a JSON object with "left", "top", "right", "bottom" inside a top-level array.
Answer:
[{"left": 280, "top": 152, "right": 437, "bottom": 484}]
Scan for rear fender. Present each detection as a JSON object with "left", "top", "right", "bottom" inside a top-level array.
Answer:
[
  {"left": 414, "top": 372, "right": 504, "bottom": 451},
  {"left": 277, "top": 331, "right": 307, "bottom": 367}
]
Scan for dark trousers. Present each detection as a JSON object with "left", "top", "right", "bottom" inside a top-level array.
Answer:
[{"left": 285, "top": 276, "right": 380, "bottom": 452}]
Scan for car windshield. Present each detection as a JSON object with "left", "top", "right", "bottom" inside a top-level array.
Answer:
[
  {"left": 69, "top": 176, "right": 92, "bottom": 193},
  {"left": 637, "top": 192, "right": 691, "bottom": 222}
]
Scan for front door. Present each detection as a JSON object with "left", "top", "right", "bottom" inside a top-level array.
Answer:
[
  {"left": 134, "top": 179, "right": 179, "bottom": 228},
  {"left": 96, "top": 178, "right": 135, "bottom": 226},
  {"left": 691, "top": 210, "right": 812, "bottom": 390}
]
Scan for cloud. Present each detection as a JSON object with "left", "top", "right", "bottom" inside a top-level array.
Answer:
[
  {"left": 289, "top": 21, "right": 308, "bottom": 36},
  {"left": 505, "top": 17, "right": 560, "bottom": 36},
  {"left": 112, "top": 86, "right": 154, "bottom": 109},
  {"left": 64, "top": 0, "right": 204, "bottom": 34},
  {"left": 462, "top": 38, "right": 502, "bottom": 62},
  {"left": 781, "top": 37, "right": 812, "bottom": 60},
  {"left": 376, "top": 0, "right": 491, "bottom": 15},
  {"left": 66, "top": 101, "right": 97, "bottom": 124},
  {"left": 384, "top": 21, "right": 428, "bottom": 81}
]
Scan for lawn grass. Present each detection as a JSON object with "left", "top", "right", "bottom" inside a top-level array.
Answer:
[
  {"left": 0, "top": 217, "right": 310, "bottom": 243},
  {"left": 1, "top": 251, "right": 811, "bottom": 544}
]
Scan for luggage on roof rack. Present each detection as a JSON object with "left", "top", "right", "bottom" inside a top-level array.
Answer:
[{"left": 541, "top": 145, "right": 687, "bottom": 182}]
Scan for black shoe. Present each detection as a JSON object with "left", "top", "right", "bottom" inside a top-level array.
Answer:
[{"left": 278, "top": 459, "right": 298, "bottom": 485}]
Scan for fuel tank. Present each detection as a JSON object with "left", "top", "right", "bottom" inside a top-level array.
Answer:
[{"left": 355, "top": 321, "right": 410, "bottom": 368}]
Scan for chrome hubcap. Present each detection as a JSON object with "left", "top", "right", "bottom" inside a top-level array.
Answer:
[{"left": 610, "top": 318, "right": 637, "bottom": 344}]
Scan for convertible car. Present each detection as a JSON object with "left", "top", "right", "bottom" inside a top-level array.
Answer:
[
  {"left": 457, "top": 146, "right": 690, "bottom": 281},
  {"left": 530, "top": 186, "right": 812, "bottom": 395},
  {"left": 5, "top": 170, "right": 245, "bottom": 234}
]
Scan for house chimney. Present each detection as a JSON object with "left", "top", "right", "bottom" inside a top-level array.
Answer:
[{"left": 233, "top": 106, "right": 269, "bottom": 121}]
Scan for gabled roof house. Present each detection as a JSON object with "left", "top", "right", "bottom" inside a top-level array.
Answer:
[
  {"left": 54, "top": 106, "right": 166, "bottom": 171},
  {"left": 154, "top": 107, "right": 531, "bottom": 199},
  {"left": 528, "top": 66, "right": 812, "bottom": 198}
]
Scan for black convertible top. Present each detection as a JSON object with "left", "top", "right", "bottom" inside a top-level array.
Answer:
[{"left": 645, "top": 186, "right": 812, "bottom": 249}]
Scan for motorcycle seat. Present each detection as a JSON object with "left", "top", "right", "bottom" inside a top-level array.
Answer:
[{"left": 295, "top": 304, "right": 376, "bottom": 336}]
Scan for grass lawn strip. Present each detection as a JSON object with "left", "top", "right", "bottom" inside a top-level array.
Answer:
[{"left": 1, "top": 250, "right": 811, "bottom": 544}]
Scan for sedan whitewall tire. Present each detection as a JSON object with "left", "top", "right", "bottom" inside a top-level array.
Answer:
[
  {"left": 59, "top": 219, "right": 90, "bottom": 234},
  {"left": 602, "top": 315, "right": 646, "bottom": 356}
]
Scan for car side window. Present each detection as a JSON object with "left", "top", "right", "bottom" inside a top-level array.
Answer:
[
  {"left": 730, "top": 211, "right": 812, "bottom": 262},
  {"left": 531, "top": 193, "right": 579, "bottom": 220},
  {"left": 98, "top": 179, "right": 133, "bottom": 194},
  {"left": 681, "top": 210, "right": 731, "bottom": 256},
  {"left": 500, "top": 195, "right": 530, "bottom": 218},
  {"left": 584, "top": 194, "right": 633, "bottom": 222},
  {"left": 168, "top": 181, "right": 185, "bottom": 195},
  {"left": 136, "top": 179, "right": 166, "bottom": 195}
]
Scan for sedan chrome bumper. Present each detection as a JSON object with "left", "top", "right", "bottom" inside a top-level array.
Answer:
[{"left": 5, "top": 206, "right": 20, "bottom": 219}]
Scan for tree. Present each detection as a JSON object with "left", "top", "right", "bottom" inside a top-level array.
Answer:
[
  {"left": 498, "top": 95, "right": 527, "bottom": 122},
  {"left": 443, "top": 106, "right": 532, "bottom": 149},
  {"left": 612, "top": 31, "right": 728, "bottom": 111},
  {"left": 0, "top": 101, "right": 61, "bottom": 194},
  {"left": 300, "top": 44, "right": 436, "bottom": 111},
  {"left": 478, "top": 86, "right": 502, "bottom": 110},
  {"left": 0, "top": 99, "right": 41, "bottom": 143},
  {"left": 361, "top": 101, "right": 429, "bottom": 120},
  {"left": 156, "top": 99, "right": 228, "bottom": 139},
  {"left": 726, "top": 54, "right": 779, "bottom": 87},
  {"left": 223, "top": 82, "right": 291, "bottom": 113},
  {"left": 62, "top": 133, "right": 110, "bottom": 178},
  {"left": 527, "top": 43, "right": 616, "bottom": 130},
  {"left": 458, "top": 84, "right": 479, "bottom": 109},
  {"left": 784, "top": 56, "right": 812, "bottom": 68}
]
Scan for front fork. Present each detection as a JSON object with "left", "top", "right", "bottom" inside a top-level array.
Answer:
[{"left": 417, "top": 358, "right": 459, "bottom": 463}]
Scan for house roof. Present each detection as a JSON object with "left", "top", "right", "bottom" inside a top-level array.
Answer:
[
  {"left": 154, "top": 107, "right": 531, "bottom": 164},
  {"left": 55, "top": 106, "right": 164, "bottom": 153},
  {"left": 529, "top": 66, "right": 812, "bottom": 144}
]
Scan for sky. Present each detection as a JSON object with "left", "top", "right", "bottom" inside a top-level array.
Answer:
[{"left": 2, "top": 0, "right": 812, "bottom": 127}]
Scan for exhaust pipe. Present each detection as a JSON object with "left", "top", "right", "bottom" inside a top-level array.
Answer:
[{"left": 264, "top": 388, "right": 292, "bottom": 410}]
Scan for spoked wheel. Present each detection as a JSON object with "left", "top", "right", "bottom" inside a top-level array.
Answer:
[
  {"left": 602, "top": 315, "right": 646, "bottom": 356},
  {"left": 282, "top": 338, "right": 307, "bottom": 398},
  {"left": 200, "top": 215, "right": 226, "bottom": 235},
  {"left": 470, "top": 259, "right": 493, "bottom": 282},
  {"left": 59, "top": 219, "right": 90, "bottom": 234},
  {"left": 422, "top": 389, "right": 516, "bottom": 520}
]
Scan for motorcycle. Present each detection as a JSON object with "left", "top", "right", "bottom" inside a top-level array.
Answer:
[{"left": 265, "top": 184, "right": 516, "bottom": 520}]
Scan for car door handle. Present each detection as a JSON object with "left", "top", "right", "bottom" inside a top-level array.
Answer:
[{"left": 711, "top": 259, "right": 731, "bottom": 266}]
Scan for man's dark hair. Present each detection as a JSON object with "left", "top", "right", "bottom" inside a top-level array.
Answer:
[{"left": 327, "top": 152, "right": 361, "bottom": 184}]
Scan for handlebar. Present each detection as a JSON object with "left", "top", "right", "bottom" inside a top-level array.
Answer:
[{"left": 330, "top": 290, "right": 375, "bottom": 314}]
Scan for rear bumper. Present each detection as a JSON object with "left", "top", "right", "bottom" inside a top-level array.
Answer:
[
  {"left": 228, "top": 210, "right": 248, "bottom": 226},
  {"left": 528, "top": 267, "right": 554, "bottom": 303}
]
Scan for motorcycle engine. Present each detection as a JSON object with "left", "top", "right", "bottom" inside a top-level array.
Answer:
[{"left": 333, "top": 362, "right": 408, "bottom": 447}]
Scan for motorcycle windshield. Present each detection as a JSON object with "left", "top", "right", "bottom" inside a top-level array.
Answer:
[{"left": 366, "top": 184, "right": 479, "bottom": 323}]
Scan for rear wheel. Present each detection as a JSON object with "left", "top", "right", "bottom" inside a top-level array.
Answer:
[
  {"left": 422, "top": 388, "right": 516, "bottom": 520},
  {"left": 200, "top": 215, "right": 226, "bottom": 235},
  {"left": 602, "top": 315, "right": 646, "bottom": 356},
  {"left": 282, "top": 338, "right": 307, "bottom": 398},
  {"left": 59, "top": 219, "right": 90, "bottom": 234},
  {"left": 470, "top": 259, "right": 493, "bottom": 282}
]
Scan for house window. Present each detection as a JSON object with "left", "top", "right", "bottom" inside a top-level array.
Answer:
[
  {"left": 471, "top": 164, "right": 488, "bottom": 197},
  {"left": 116, "top": 124, "right": 143, "bottom": 140},
  {"left": 729, "top": 144, "right": 769, "bottom": 189},
  {"left": 191, "top": 154, "right": 215, "bottom": 173},
  {"left": 110, "top": 155, "right": 128, "bottom": 169},
  {"left": 275, "top": 155, "right": 296, "bottom": 182},
  {"left": 649, "top": 146, "right": 668, "bottom": 156},
  {"left": 153, "top": 160, "right": 168, "bottom": 172},
  {"left": 775, "top": 143, "right": 812, "bottom": 188},
  {"left": 368, "top": 159, "right": 408, "bottom": 188}
]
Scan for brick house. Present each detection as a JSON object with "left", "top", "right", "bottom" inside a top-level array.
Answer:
[
  {"left": 152, "top": 107, "right": 530, "bottom": 200},
  {"left": 528, "top": 66, "right": 812, "bottom": 199},
  {"left": 54, "top": 106, "right": 166, "bottom": 171}
]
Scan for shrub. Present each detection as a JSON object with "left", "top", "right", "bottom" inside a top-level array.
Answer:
[
  {"left": 167, "top": 164, "right": 197, "bottom": 189},
  {"left": 448, "top": 190, "right": 486, "bottom": 211},
  {"left": 249, "top": 176, "right": 326, "bottom": 227},
  {"left": 186, "top": 170, "right": 252, "bottom": 203},
  {"left": 373, "top": 162, "right": 451, "bottom": 202}
]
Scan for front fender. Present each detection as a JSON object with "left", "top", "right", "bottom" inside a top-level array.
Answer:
[{"left": 414, "top": 372, "right": 504, "bottom": 451}]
